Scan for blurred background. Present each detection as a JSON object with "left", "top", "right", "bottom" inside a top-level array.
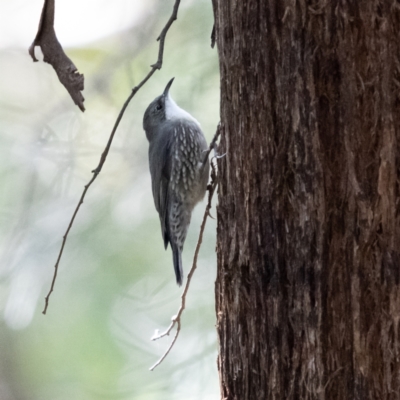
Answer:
[{"left": 0, "top": 0, "right": 220, "bottom": 399}]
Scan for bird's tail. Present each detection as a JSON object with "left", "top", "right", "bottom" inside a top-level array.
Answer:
[{"left": 172, "top": 245, "right": 183, "bottom": 286}]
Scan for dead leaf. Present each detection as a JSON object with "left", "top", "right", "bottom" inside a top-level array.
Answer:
[{"left": 29, "top": 0, "right": 85, "bottom": 112}]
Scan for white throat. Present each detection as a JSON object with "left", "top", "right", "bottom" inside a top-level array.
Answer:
[{"left": 165, "top": 94, "right": 200, "bottom": 126}]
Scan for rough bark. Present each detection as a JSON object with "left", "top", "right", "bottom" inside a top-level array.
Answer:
[{"left": 212, "top": 1, "right": 400, "bottom": 399}]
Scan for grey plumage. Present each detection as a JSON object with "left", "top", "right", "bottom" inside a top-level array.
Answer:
[{"left": 143, "top": 78, "right": 209, "bottom": 285}]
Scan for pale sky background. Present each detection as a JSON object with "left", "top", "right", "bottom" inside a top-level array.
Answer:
[{"left": 0, "top": 0, "right": 155, "bottom": 49}]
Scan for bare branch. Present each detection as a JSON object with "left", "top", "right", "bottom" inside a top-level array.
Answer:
[
  {"left": 29, "top": 0, "right": 85, "bottom": 111},
  {"left": 42, "top": 0, "right": 182, "bottom": 314},
  {"left": 202, "top": 122, "right": 221, "bottom": 165},
  {"left": 149, "top": 128, "right": 221, "bottom": 371},
  {"left": 150, "top": 320, "right": 181, "bottom": 371}
]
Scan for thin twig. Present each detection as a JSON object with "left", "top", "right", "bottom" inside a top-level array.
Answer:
[
  {"left": 42, "top": 0, "right": 182, "bottom": 315},
  {"left": 202, "top": 122, "right": 221, "bottom": 165},
  {"left": 150, "top": 320, "right": 181, "bottom": 371},
  {"left": 149, "top": 129, "right": 220, "bottom": 371}
]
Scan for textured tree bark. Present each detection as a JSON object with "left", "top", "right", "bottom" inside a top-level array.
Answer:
[{"left": 212, "top": 1, "right": 400, "bottom": 399}]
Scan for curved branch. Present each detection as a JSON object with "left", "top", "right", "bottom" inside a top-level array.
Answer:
[{"left": 43, "top": 0, "right": 182, "bottom": 314}]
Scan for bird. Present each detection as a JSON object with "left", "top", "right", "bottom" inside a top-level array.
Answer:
[{"left": 143, "top": 78, "right": 210, "bottom": 286}]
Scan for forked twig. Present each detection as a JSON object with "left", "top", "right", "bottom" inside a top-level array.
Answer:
[
  {"left": 149, "top": 129, "right": 221, "bottom": 371},
  {"left": 43, "top": 0, "right": 182, "bottom": 314}
]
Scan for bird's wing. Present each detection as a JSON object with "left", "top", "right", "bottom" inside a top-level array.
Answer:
[{"left": 149, "top": 131, "right": 172, "bottom": 249}]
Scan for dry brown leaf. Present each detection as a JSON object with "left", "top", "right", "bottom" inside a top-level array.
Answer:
[{"left": 29, "top": 0, "right": 85, "bottom": 112}]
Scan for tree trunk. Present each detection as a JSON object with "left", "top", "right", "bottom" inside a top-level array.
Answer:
[{"left": 212, "top": 1, "right": 400, "bottom": 399}]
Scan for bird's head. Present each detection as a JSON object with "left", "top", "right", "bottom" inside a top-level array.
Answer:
[
  {"left": 143, "top": 78, "right": 199, "bottom": 141},
  {"left": 143, "top": 78, "right": 174, "bottom": 141}
]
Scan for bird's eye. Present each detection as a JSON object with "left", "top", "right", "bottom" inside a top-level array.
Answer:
[{"left": 155, "top": 104, "right": 163, "bottom": 111}]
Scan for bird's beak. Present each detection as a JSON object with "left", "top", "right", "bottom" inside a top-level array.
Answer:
[{"left": 163, "top": 77, "right": 175, "bottom": 96}]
